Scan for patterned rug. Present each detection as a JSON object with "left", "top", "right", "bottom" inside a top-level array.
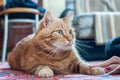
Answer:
[{"left": 0, "top": 62, "right": 120, "bottom": 80}]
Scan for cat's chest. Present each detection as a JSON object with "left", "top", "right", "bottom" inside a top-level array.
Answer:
[
  {"left": 30, "top": 52, "right": 76, "bottom": 73},
  {"left": 54, "top": 59, "right": 71, "bottom": 68},
  {"left": 48, "top": 55, "right": 75, "bottom": 74},
  {"left": 49, "top": 59, "right": 72, "bottom": 74}
]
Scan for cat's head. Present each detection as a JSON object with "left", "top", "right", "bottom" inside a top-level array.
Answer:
[{"left": 34, "top": 11, "right": 75, "bottom": 52}]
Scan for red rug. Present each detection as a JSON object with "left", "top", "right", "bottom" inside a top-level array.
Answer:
[{"left": 0, "top": 62, "right": 120, "bottom": 80}]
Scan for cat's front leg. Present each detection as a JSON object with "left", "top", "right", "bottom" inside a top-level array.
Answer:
[
  {"left": 78, "top": 62, "right": 105, "bottom": 75},
  {"left": 87, "top": 67, "right": 105, "bottom": 75},
  {"left": 33, "top": 65, "right": 54, "bottom": 77}
]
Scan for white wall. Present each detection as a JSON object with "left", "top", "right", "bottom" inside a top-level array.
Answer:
[{"left": 43, "top": 0, "right": 66, "bottom": 17}]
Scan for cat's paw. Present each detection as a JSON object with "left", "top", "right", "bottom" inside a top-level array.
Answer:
[
  {"left": 35, "top": 66, "right": 54, "bottom": 77},
  {"left": 87, "top": 67, "right": 105, "bottom": 75}
]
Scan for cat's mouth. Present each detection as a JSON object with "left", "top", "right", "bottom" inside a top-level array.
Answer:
[
  {"left": 53, "top": 43, "right": 73, "bottom": 51},
  {"left": 63, "top": 45, "right": 72, "bottom": 50},
  {"left": 63, "top": 44, "right": 72, "bottom": 47}
]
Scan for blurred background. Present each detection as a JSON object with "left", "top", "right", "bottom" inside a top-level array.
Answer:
[{"left": 0, "top": 0, "right": 120, "bottom": 61}]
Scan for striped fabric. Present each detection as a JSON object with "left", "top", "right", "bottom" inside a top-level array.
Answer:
[
  {"left": 95, "top": 12, "right": 120, "bottom": 45},
  {"left": 75, "top": 0, "right": 108, "bottom": 15}
]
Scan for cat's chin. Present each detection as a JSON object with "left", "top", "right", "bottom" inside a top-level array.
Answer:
[
  {"left": 62, "top": 46, "right": 72, "bottom": 51},
  {"left": 56, "top": 45, "right": 72, "bottom": 51},
  {"left": 52, "top": 43, "right": 73, "bottom": 51}
]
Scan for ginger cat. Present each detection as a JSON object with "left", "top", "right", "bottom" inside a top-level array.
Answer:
[{"left": 7, "top": 11, "right": 105, "bottom": 77}]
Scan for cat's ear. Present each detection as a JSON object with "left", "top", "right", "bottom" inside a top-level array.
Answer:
[
  {"left": 62, "top": 13, "right": 73, "bottom": 24},
  {"left": 42, "top": 11, "right": 54, "bottom": 27}
]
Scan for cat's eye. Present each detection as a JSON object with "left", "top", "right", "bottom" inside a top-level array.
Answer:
[
  {"left": 56, "top": 30, "right": 63, "bottom": 35},
  {"left": 69, "top": 30, "right": 73, "bottom": 34}
]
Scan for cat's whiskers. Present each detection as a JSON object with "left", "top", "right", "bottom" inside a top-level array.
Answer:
[
  {"left": 75, "top": 40, "right": 92, "bottom": 48},
  {"left": 49, "top": 47, "right": 60, "bottom": 57},
  {"left": 55, "top": 46, "right": 65, "bottom": 56},
  {"left": 75, "top": 45, "right": 91, "bottom": 59},
  {"left": 76, "top": 39, "right": 95, "bottom": 43},
  {"left": 47, "top": 47, "right": 60, "bottom": 58},
  {"left": 46, "top": 47, "right": 56, "bottom": 57},
  {"left": 75, "top": 40, "right": 92, "bottom": 59},
  {"left": 57, "top": 46, "right": 62, "bottom": 54}
]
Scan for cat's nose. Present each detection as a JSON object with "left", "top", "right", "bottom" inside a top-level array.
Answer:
[{"left": 67, "top": 38, "right": 73, "bottom": 45}]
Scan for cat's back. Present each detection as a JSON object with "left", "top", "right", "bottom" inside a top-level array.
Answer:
[
  {"left": 7, "top": 34, "right": 35, "bottom": 69},
  {"left": 16, "top": 33, "right": 35, "bottom": 47}
]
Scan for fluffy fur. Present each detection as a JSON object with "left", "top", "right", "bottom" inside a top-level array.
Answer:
[{"left": 7, "top": 11, "right": 105, "bottom": 77}]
